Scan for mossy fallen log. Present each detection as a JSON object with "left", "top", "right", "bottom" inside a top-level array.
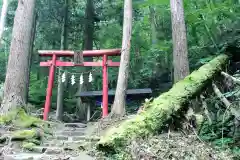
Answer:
[{"left": 97, "top": 54, "right": 230, "bottom": 153}]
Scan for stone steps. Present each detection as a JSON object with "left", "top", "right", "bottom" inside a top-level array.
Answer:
[
  {"left": 62, "top": 127, "right": 86, "bottom": 132},
  {"left": 2, "top": 123, "right": 97, "bottom": 160},
  {"left": 63, "top": 123, "right": 87, "bottom": 128},
  {"left": 28, "top": 146, "right": 65, "bottom": 154},
  {"left": 4, "top": 152, "right": 94, "bottom": 160},
  {"left": 4, "top": 153, "right": 43, "bottom": 160},
  {"left": 53, "top": 135, "right": 100, "bottom": 142}
]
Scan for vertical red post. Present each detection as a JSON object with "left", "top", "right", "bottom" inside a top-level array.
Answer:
[
  {"left": 102, "top": 54, "right": 108, "bottom": 117},
  {"left": 43, "top": 54, "right": 57, "bottom": 120}
]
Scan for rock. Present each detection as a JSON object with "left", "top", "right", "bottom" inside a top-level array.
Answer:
[
  {"left": 69, "top": 136, "right": 100, "bottom": 142},
  {"left": 30, "top": 146, "right": 46, "bottom": 153},
  {"left": 55, "top": 135, "right": 68, "bottom": 141},
  {"left": 55, "top": 130, "right": 85, "bottom": 136},
  {"left": 64, "top": 123, "right": 87, "bottom": 128},
  {"left": 70, "top": 153, "right": 95, "bottom": 160},
  {"left": 45, "top": 140, "right": 65, "bottom": 147},
  {"left": 84, "top": 136, "right": 100, "bottom": 142},
  {"left": 4, "top": 153, "right": 42, "bottom": 160},
  {"left": 63, "top": 128, "right": 85, "bottom": 132},
  {"left": 70, "top": 136, "right": 85, "bottom": 141},
  {"left": 44, "top": 147, "right": 63, "bottom": 154}
]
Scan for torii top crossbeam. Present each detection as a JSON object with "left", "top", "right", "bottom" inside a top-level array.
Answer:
[
  {"left": 38, "top": 49, "right": 121, "bottom": 57},
  {"left": 38, "top": 49, "right": 121, "bottom": 120}
]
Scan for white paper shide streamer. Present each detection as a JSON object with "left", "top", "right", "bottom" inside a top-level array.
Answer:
[
  {"left": 60, "top": 70, "right": 93, "bottom": 85},
  {"left": 88, "top": 72, "right": 93, "bottom": 82},
  {"left": 80, "top": 74, "right": 84, "bottom": 85},
  {"left": 71, "top": 75, "right": 75, "bottom": 85},
  {"left": 61, "top": 72, "right": 66, "bottom": 83}
]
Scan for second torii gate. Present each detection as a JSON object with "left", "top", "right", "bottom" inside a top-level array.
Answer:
[{"left": 38, "top": 49, "right": 121, "bottom": 120}]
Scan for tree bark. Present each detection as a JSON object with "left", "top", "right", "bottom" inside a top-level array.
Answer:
[
  {"left": 149, "top": 6, "right": 157, "bottom": 45},
  {"left": 111, "top": 0, "right": 132, "bottom": 117},
  {"left": 0, "top": 0, "right": 36, "bottom": 115},
  {"left": 0, "top": 0, "right": 8, "bottom": 42},
  {"left": 97, "top": 54, "right": 229, "bottom": 152},
  {"left": 77, "top": 0, "right": 94, "bottom": 121},
  {"left": 56, "top": 0, "right": 69, "bottom": 121},
  {"left": 170, "top": 0, "right": 190, "bottom": 83},
  {"left": 25, "top": 12, "right": 37, "bottom": 102}
]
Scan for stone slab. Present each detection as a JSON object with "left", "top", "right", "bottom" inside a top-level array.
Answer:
[
  {"left": 4, "top": 153, "right": 42, "bottom": 160},
  {"left": 55, "top": 131, "right": 85, "bottom": 136},
  {"left": 64, "top": 123, "right": 87, "bottom": 128}
]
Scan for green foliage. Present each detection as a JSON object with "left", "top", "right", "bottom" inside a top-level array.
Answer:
[
  {"left": 198, "top": 79, "right": 240, "bottom": 157},
  {"left": 0, "top": 108, "right": 45, "bottom": 128},
  {"left": 2, "top": 0, "right": 239, "bottom": 108},
  {"left": 28, "top": 73, "right": 49, "bottom": 108}
]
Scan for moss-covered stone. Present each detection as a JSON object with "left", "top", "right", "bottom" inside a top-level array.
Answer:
[
  {"left": 11, "top": 129, "right": 40, "bottom": 140},
  {"left": 97, "top": 54, "right": 229, "bottom": 153},
  {"left": 0, "top": 107, "right": 53, "bottom": 149},
  {"left": 0, "top": 129, "right": 41, "bottom": 144},
  {"left": 13, "top": 108, "right": 44, "bottom": 128},
  {"left": 22, "top": 142, "right": 37, "bottom": 150},
  {"left": 0, "top": 108, "right": 52, "bottom": 133},
  {"left": 0, "top": 108, "right": 46, "bottom": 129},
  {"left": 0, "top": 109, "right": 19, "bottom": 125}
]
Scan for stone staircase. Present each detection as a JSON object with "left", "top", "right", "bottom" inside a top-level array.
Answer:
[{"left": 2, "top": 123, "right": 99, "bottom": 160}]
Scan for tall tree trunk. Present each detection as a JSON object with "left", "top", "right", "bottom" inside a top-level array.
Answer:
[
  {"left": 0, "top": 0, "right": 36, "bottom": 115},
  {"left": 25, "top": 12, "right": 37, "bottom": 102},
  {"left": 111, "top": 0, "right": 132, "bottom": 117},
  {"left": 56, "top": 0, "right": 69, "bottom": 121},
  {"left": 77, "top": 0, "right": 94, "bottom": 121},
  {"left": 170, "top": 0, "right": 190, "bottom": 83},
  {"left": 82, "top": 0, "right": 94, "bottom": 51},
  {"left": 0, "top": 0, "right": 8, "bottom": 42},
  {"left": 149, "top": 6, "right": 157, "bottom": 45}
]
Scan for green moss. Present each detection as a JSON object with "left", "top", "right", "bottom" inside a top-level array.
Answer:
[
  {"left": 12, "top": 108, "right": 44, "bottom": 128},
  {"left": 0, "top": 107, "right": 52, "bottom": 134},
  {"left": 97, "top": 54, "right": 229, "bottom": 153},
  {"left": 0, "top": 108, "right": 45, "bottom": 129},
  {"left": 22, "top": 142, "right": 37, "bottom": 150},
  {"left": 12, "top": 129, "right": 39, "bottom": 140},
  {"left": 26, "top": 139, "right": 41, "bottom": 145},
  {"left": 0, "top": 109, "right": 19, "bottom": 125},
  {"left": 0, "top": 107, "right": 53, "bottom": 151}
]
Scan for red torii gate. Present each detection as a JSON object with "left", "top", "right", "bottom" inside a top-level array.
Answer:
[{"left": 38, "top": 49, "right": 121, "bottom": 120}]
